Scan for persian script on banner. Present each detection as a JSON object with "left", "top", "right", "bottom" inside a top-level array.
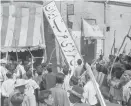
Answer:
[{"left": 43, "top": 1, "right": 83, "bottom": 75}]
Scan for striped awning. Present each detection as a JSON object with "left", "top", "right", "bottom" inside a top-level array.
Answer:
[{"left": 0, "top": 3, "right": 45, "bottom": 52}]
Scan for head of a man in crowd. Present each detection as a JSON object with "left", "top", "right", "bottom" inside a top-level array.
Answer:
[
  {"left": 18, "top": 59, "right": 22, "bottom": 65},
  {"left": 99, "top": 55, "right": 103, "bottom": 60},
  {"left": 41, "top": 63, "right": 47, "bottom": 68},
  {"left": 38, "top": 90, "right": 54, "bottom": 105},
  {"left": 112, "top": 63, "right": 125, "bottom": 78},
  {"left": 121, "top": 70, "right": 131, "bottom": 83},
  {"left": 109, "top": 55, "right": 115, "bottom": 62},
  {"left": 8, "top": 63, "right": 17, "bottom": 73},
  {"left": 77, "top": 59, "right": 82, "bottom": 66},
  {"left": 126, "top": 55, "right": 131, "bottom": 66},
  {"left": 6, "top": 71, "right": 13, "bottom": 79},
  {"left": 11, "top": 92, "right": 24, "bottom": 106},
  {"left": 0, "top": 59, "right": 7, "bottom": 67},
  {"left": 1, "top": 62, "right": 6, "bottom": 67},
  {"left": 124, "top": 63, "right": 131, "bottom": 70},
  {"left": 73, "top": 77, "right": 79, "bottom": 85},
  {"left": 37, "top": 68, "right": 43, "bottom": 76},
  {"left": 36, "top": 65, "right": 43, "bottom": 75},
  {"left": 63, "top": 68, "right": 69, "bottom": 75},
  {"left": 56, "top": 73, "right": 65, "bottom": 84},
  {"left": 119, "top": 54, "right": 125, "bottom": 62},
  {"left": 26, "top": 71, "right": 32, "bottom": 79},
  {"left": 47, "top": 67, "right": 52, "bottom": 73}
]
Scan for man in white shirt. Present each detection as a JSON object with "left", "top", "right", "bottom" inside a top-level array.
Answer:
[
  {"left": 16, "top": 59, "right": 26, "bottom": 79},
  {"left": 83, "top": 73, "right": 99, "bottom": 106},
  {"left": 0, "top": 59, "right": 8, "bottom": 83},
  {"left": 25, "top": 71, "right": 39, "bottom": 106},
  {"left": 74, "top": 59, "right": 83, "bottom": 78},
  {"left": 62, "top": 68, "right": 71, "bottom": 91},
  {"left": 1, "top": 71, "right": 15, "bottom": 106}
]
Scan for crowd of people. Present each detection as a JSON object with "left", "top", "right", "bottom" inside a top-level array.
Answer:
[{"left": 0, "top": 52, "right": 131, "bottom": 106}]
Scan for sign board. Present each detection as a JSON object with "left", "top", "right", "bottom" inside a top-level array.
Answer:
[
  {"left": 67, "top": 4, "right": 74, "bottom": 15},
  {"left": 43, "top": 1, "right": 83, "bottom": 75}
]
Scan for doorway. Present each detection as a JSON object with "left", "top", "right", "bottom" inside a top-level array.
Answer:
[{"left": 81, "top": 37, "right": 97, "bottom": 64}]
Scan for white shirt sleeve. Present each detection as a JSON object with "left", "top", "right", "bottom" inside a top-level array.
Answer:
[
  {"left": 1, "top": 82, "right": 8, "bottom": 97},
  {"left": 20, "top": 65, "right": 26, "bottom": 75},
  {"left": 16, "top": 66, "right": 20, "bottom": 77},
  {"left": 83, "top": 85, "right": 89, "bottom": 101},
  {"left": 32, "top": 80, "right": 39, "bottom": 90}
]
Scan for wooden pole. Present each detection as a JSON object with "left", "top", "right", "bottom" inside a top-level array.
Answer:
[
  {"left": 6, "top": 40, "right": 10, "bottom": 62},
  {"left": 111, "top": 30, "right": 116, "bottom": 55},
  {"left": 41, "top": 3, "right": 47, "bottom": 63},
  {"left": 15, "top": 39, "right": 18, "bottom": 62},
  {"left": 85, "top": 63, "right": 106, "bottom": 106},
  {"left": 103, "top": 2, "right": 106, "bottom": 56},
  {"left": 110, "top": 26, "right": 131, "bottom": 74},
  {"left": 27, "top": 48, "right": 34, "bottom": 77}
]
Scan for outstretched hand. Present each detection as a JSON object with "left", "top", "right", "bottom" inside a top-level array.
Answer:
[
  {"left": 91, "top": 64, "right": 96, "bottom": 70},
  {"left": 85, "top": 63, "right": 91, "bottom": 71}
]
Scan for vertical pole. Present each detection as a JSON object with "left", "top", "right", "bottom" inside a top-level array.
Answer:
[
  {"left": 41, "top": 3, "right": 47, "bottom": 63},
  {"left": 113, "top": 30, "right": 116, "bottom": 55},
  {"left": 60, "top": 0, "right": 61, "bottom": 13},
  {"left": 103, "top": 3, "right": 106, "bottom": 56},
  {"left": 103, "top": 1, "right": 109, "bottom": 56},
  {"left": 86, "top": 63, "right": 106, "bottom": 106},
  {"left": 60, "top": 1, "right": 61, "bottom": 66},
  {"left": 6, "top": 52, "right": 8, "bottom": 61},
  {"left": 6, "top": 40, "right": 10, "bottom": 61},
  {"left": 15, "top": 39, "right": 18, "bottom": 62},
  {"left": 81, "top": 18, "right": 83, "bottom": 54}
]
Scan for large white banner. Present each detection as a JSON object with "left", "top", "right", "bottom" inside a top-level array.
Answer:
[
  {"left": 43, "top": 1, "right": 83, "bottom": 75},
  {"left": 83, "top": 19, "right": 104, "bottom": 38}
]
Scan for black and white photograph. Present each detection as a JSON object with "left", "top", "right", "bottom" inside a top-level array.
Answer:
[{"left": 0, "top": 0, "right": 131, "bottom": 106}]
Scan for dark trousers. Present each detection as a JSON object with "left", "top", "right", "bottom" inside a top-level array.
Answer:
[
  {"left": 1, "top": 96, "right": 9, "bottom": 106},
  {"left": 127, "top": 95, "right": 131, "bottom": 106}
]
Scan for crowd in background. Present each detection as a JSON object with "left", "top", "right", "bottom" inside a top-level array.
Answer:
[{"left": 0, "top": 51, "right": 131, "bottom": 106}]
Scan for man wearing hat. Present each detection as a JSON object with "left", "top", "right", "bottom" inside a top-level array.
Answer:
[
  {"left": 38, "top": 90, "right": 54, "bottom": 106},
  {"left": 8, "top": 79, "right": 30, "bottom": 106}
]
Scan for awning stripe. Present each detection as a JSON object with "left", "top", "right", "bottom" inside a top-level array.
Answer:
[
  {"left": 1, "top": 5, "right": 45, "bottom": 50},
  {"left": 19, "top": 8, "right": 29, "bottom": 46},
  {"left": 40, "top": 12, "right": 44, "bottom": 44},
  {"left": 0, "top": 6, "right": 3, "bottom": 33},
  {"left": 1, "top": 6, "right": 9, "bottom": 46},
  {"left": 40, "top": 23, "right": 44, "bottom": 44},
  {"left": 26, "top": 7, "right": 36, "bottom": 46},
  {"left": 12, "top": 7, "right": 22, "bottom": 47},
  {"left": 5, "top": 6, "right": 16, "bottom": 47},
  {"left": 33, "top": 7, "right": 42, "bottom": 46}
]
